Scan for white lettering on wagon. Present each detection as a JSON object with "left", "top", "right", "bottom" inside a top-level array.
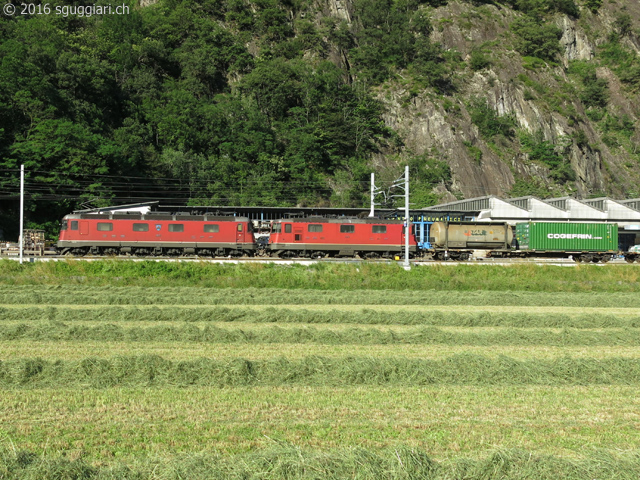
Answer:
[{"left": 546, "top": 233, "right": 603, "bottom": 239}]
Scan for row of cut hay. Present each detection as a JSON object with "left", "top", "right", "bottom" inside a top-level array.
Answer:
[
  {"left": 2, "top": 355, "right": 640, "bottom": 387},
  {"left": 3, "top": 260, "right": 640, "bottom": 292},
  {"left": 2, "top": 286, "right": 640, "bottom": 307},
  {"left": 3, "top": 322, "right": 640, "bottom": 346},
  {"left": 2, "top": 306, "right": 639, "bottom": 328},
  {"left": 2, "top": 446, "right": 640, "bottom": 480}
]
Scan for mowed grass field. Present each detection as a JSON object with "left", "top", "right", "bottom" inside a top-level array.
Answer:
[{"left": 1, "top": 260, "right": 640, "bottom": 479}]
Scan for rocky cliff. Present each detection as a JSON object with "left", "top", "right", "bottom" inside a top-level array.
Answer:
[{"left": 314, "top": 0, "right": 640, "bottom": 201}]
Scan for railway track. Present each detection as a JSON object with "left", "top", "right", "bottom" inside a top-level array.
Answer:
[{"left": 0, "top": 254, "right": 631, "bottom": 266}]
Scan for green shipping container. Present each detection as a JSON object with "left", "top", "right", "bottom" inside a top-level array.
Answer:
[{"left": 515, "top": 222, "right": 618, "bottom": 252}]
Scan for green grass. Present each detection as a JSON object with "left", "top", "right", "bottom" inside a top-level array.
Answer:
[
  {"left": 2, "top": 386, "right": 640, "bottom": 460},
  {"left": 1, "top": 446, "right": 639, "bottom": 479},
  {"left": 4, "top": 284, "right": 640, "bottom": 307},
  {"left": 2, "top": 260, "right": 640, "bottom": 292},
  {"left": 2, "top": 355, "right": 640, "bottom": 388},
  {"left": 2, "top": 322, "right": 640, "bottom": 346},
  {"left": 3, "top": 340, "right": 640, "bottom": 361},
  {"left": 2, "top": 262, "right": 640, "bottom": 478}
]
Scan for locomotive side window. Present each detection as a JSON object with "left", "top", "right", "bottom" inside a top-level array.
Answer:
[
  {"left": 168, "top": 224, "right": 184, "bottom": 232},
  {"left": 340, "top": 225, "right": 354, "bottom": 233},
  {"left": 285, "top": 224, "right": 292, "bottom": 233},
  {"left": 133, "top": 223, "right": 149, "bottom": 232},
  {"left": 372, "top": 225, "right": 386, "bottom": 234},
  {"left": 204, "top": 224, "right": 219, "bottom": 233},
  {"left": 308, "top": 224, "right": 323, "bottom": 233},
  {"left": 237, "top": 224, "right": 243, "bottom": 232},
  {"left": 97, "top": 222, "right": 113, "bottom": 231},
  {"left": 70, "top": 221, "right": 78, "bottom": 231}
]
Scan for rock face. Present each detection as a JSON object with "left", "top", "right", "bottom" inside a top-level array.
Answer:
[{"left": 317, "top": 0, "right": 640, "bottom": 200}]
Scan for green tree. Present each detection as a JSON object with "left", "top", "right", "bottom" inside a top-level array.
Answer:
[{"left": 511, "top": 16, "right": 562, "bottom": 61}]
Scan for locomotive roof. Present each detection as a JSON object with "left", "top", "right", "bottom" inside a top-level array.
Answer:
[
  {"left": 63, "top": 213, "right": 250, "bottom": 222},
  {"left": 272, "top": 217, "right": 405, "bottom": 224}
]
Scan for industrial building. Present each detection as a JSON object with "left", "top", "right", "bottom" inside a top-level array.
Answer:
[{"left": 424, "top": 195, "right": 640, "bottom": 251}]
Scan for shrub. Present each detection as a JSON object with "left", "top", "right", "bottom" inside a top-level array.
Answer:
[
  {"left": 519, "top": 131, "right": 576, "bottom": 182},
  {"left": 469, "top": 49, "right": 491, "bottom": 70},
  {"left": 469, "top": 99, "right": 517, "bottom": 139},
  {"left": 511, "top": 17, "right": 562, "bottom": 61}
]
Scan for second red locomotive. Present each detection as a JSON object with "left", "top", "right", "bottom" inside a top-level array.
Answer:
[{"left": 268, "top": 217, "right": 416, "bottom": 258}]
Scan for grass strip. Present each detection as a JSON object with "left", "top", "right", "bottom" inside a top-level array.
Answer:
[
  {"left": 4, "top": 340, "right": 640, "bottom": 360},
  {"left": 0, "top": 447, "right": 639, "bottom": 480},
  {"left": 2, "top": 323, "right": 640, "bottom": 346},
  {"left": 3, "top": 385, "right": 638, "bottom": 459},
  {"left": 1, "top": 260, "right": 640, "bottom": 292},
  {"left": 2, "top": 305, "right": 640, "bottom": 328},
  {"left": 2, "top": 355, "right": 640, "bottom": 387},
  {"left": 2, "top": 286, "right": 640, "bottom": 307}
]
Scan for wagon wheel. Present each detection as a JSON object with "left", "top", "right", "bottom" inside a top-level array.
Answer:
[
  {"left": 625, "top": 256, "right": 636, "bottom": 263},
  {"left": 600, "top": 254, "right": 612, "bottom": 263}
]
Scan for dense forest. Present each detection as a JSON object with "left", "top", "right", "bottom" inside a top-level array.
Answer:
[{"left": 1, "top": 0, "right": 639, "bottom": 238}]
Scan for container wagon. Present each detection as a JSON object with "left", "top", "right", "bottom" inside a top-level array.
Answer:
[
  {"left": 495, "top": 222, "right": 619, "bottom": 263},
  {"left": 425, "top": 221, "right": 513, "bottom": 260}
]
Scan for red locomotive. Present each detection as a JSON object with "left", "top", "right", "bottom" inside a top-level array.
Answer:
[
  {"left": 56, "top": 213, "right": 256, "bottom": 256},
  {"left": 268, "top": 217, "right": 416, "bottom": 258}
]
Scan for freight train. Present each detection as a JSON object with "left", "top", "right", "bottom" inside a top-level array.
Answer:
[{"left": 55, "top": 212, "right": 640, "bottom": 263}]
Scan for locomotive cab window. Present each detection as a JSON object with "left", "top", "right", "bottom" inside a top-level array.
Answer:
[
  {"left": 70, "top": 221, "right": 78, "bottom": 231},
  {"left": 285, "top": 224, "right": 292, "bottom": 233},
  {"left": 204, "top": 224, "right": 219, "bottom": 233},
  {"left": 308, "top": 224, "right": 323, "bottom": 233},
  {"left": 133, "top": 223, "right": 149, "bottom": 232},
  {"left": 372, "top": 225, "right": 386, "bottom": 234},
  {"left": 97, "top": 222, "right": 113, "bottom": 231},
  {"left": 272, "top": 223, "right": 282, "bottom": 233},
  {"left": 168, "top": 224, "right": 184, "bottom": 232},
  {"left": 340, "top": 225, "right": 355, "bottom": 233}
]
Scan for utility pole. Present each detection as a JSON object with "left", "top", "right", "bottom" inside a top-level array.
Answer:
[
  {"left": 404, "top": 165, "right": 410, "bottom": 271},
  {"left": 369, "top": 173, "right": 384, "bottom": 217},
  {"left": 19, "top": 164, "right": 24, "bottom": 265},
  {"left": 389, "top": 166, "right": 411, "bottom": 270}
]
